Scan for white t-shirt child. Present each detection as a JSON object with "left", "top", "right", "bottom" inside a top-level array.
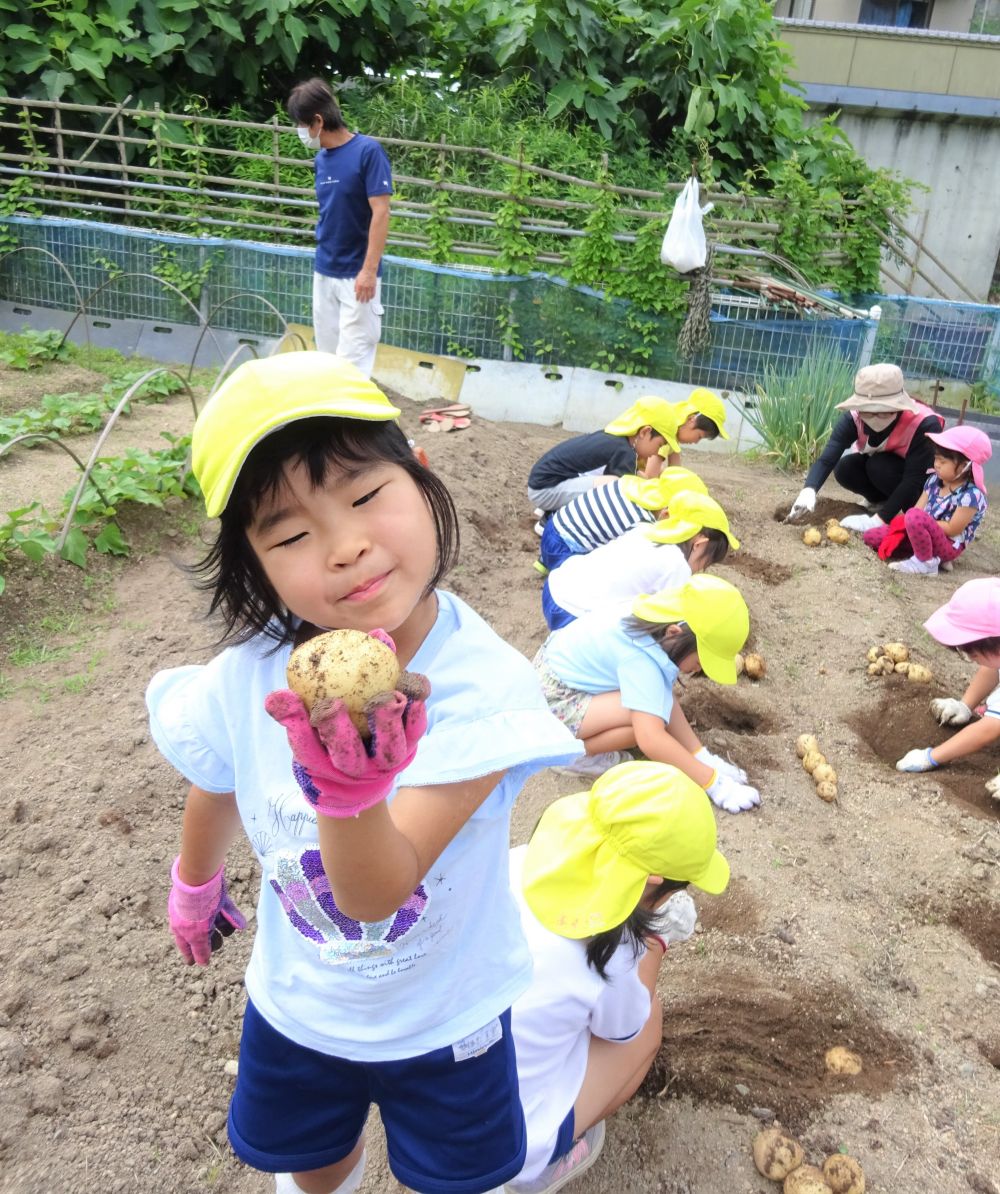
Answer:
[
  {"left": 546, "top": 527, "right": 692, "bottom": 619},
  {"left": 509, "top": 846, "right": 651, "bottom": 1182},
  {"left": 148, "top": 591, "right": 581, "bottom": 1061}
]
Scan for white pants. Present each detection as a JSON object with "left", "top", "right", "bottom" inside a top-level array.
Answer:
[{"left": 312, "top": 273, "right": 383, "bottom": 377}]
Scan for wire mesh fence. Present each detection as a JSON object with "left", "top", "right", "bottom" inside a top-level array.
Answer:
[{"left": 2, "top": 215, "right": 998, "bottom": 396}]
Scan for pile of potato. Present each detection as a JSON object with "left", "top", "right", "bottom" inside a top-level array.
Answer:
[
  {"left": 753, "top": 1128, "right": 866, "bottom": 1193},
  {"left": 796, "top": 733, "right": 837, "bottom": 802},
  {"left": 865, "top": 642, "right": 932, "bottom": 684},
  {"left": 735, "top": 652, "right": 767, "bottom": 681},
  {"left": 802, "top": 519, "right": 850, "bottom": 547}
]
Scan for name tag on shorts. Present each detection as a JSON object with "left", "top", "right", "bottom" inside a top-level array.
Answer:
[{"left": 452, "top": 1017, "right": 502, "bottom": 1063}]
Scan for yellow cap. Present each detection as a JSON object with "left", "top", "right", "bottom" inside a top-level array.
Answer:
[
  {"left": 619, "top": 467, "right": 708, "bottom": 509},
  {"left": 522, "top": 760, "right": 730, "bottom": 938},
  {"left": 631, "top": 574, "right": 749, "bottom": 684},
  {"left": 192, "top": 352, "right": 401, "bottom": 517},
  {"left": 646, "top": 491, "right": 739, "bottom": 550},
  {"left": 656, "top": 388, "right": 730, "bottom": 455},
  {"left": 604, "top": 397, "right": 684, "bottom": 452}
]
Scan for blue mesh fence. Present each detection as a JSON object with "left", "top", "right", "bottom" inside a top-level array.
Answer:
[{"left": 2, "top": 216, "right": 998, "bottom": 395}]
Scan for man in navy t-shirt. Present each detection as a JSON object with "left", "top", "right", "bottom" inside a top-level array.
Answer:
[{"left": 287, "top": 78, "right": 393, "bottom": 377}]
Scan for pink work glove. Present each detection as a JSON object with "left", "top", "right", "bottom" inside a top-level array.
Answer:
[
  {"left": 168, "top": 857, "right": 247, "bottom": 966},
  {"left": 264, "top": 633, "right": 430, "bottom": 819}
]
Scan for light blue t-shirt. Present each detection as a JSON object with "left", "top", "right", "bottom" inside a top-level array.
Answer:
[
  {"left": 540, "top": 607, "right": 680, "bottom": 724},
  {"left": 147, "top": 591, "right": 581, "bottom": 1061}
]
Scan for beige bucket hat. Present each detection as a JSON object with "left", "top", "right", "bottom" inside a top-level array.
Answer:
[{"left": 835, "top": 363, "right": 916, "bottom": 414}]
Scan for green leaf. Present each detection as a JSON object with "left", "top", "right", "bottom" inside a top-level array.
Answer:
[
  {"left": 40, "top": 68, "right": 75, "bottom": 98},
  {"left": 207, "top": 9, "right": 244, "bottom": 39},
  {"left": 148, "top": 31, "right": 185, "bottom": 55},
  {"left": 284, "top": 12, "right": 307, "bottom": 55},
  {"left": 6, "top": 24, "right": 41, "bottom": 42},
  {"left": 60, "top": 528, "right": 89, "bottom": 568},
  {"left": 67, "top": 47, "right": 107, "bottom": 79},
  {"left": 93, "top": 521, "right": 129, "bottom": 556}
]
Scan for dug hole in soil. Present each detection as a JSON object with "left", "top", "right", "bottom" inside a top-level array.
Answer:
[{"left": 1, "top": 370, "right": 1000, "bottom": 1194}]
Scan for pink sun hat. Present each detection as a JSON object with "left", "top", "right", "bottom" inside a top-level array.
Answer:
[
  {"left": 924, "top": 577, "right": 1000, "bottom": 646},
  {"left": 926, "top": 425, "right": 992, "bottom": 492}
]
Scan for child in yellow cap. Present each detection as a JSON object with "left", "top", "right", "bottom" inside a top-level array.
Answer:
[
  {"left": 527, "top": 397, "right": 681, "bottom": 526},
  {"left": 633, "top": 387, "right": 730, "bottom": 473},
  {"left": 533, "top": 574, "right": 761, "bottom": 813},
  {"left": 145, "top": 352, "right": 582, "bottom": 1194},
  {"left": 507, "top": 760, "right": 729, "bottom": 1193},
  {"left": 542, "top": 487, "right": 738, "bottom": 630}
]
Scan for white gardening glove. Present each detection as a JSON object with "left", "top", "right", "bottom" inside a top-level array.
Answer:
[
  {"left": 786, "top": 487, "right": 816, "bottom": 520},
  {"left": 840, "top": 513, "right": 883, "bottom": 533},
  {"left": 647, "top": 891, "right": 697, "bottom": 945},
  {"left": 985, "top": 773, "right": 1000, "bottom": 803},
  {"left": 895, "top": 747, "right": 939, "bottom": 772},
  {"left": 706, "top": 772, "right": 761, "bottom": 813},
  {"left": 695, "top": 746, "right": 748, "bottom": 784},
  {"left": 930, "top": 698, "right": 973, "bottom": 727}
]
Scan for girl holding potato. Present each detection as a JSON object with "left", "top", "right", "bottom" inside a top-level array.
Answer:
[
  {"left": 506, "top": 760, "right": 729, "bottom": 1193},
  {"left": 146, "top": 353, "right": 582, "bottom": 1194},
  {"left": 532, "top": 574, "right": 762, "bottom": 812},
  {"left": 896, "top": 578, "right": 1000, "bottom": 794}
]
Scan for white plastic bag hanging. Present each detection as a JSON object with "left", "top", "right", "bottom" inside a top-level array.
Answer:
[{"left": 660, "top": 178, "right": 713, "bottom": 274}]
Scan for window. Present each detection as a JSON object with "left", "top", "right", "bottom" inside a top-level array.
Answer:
[{"left": 858, "top": 0, "right": 933, "bottom": 26}]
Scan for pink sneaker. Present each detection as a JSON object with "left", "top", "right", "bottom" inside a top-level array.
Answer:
[{"left": 508, "top": 1122, "right": 606, "bottom": 1194}]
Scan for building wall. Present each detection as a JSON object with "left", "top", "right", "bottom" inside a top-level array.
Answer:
[{"left": 775, "top": 0, "right": 975, "bottom": 30}]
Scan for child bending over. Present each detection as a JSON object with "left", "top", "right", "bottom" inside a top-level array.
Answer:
[
  {"left": 542, "top": 490, "right": 737, "bottom": 631},
  {"left": 527, "top": 397, "right": 679, "bottom": 517},
  {"left": 538, "top": 470, "right": 701, "bottom": 574},
  {"left": 533, "top": 573, "right": 761, "bottom": 812},
  {"left": 642, "top": 387, "right": 729, "bottom": 474},
  {"left": 506, "top": 760, "right": 729, "bottom": 1193},
  {"left": 896, "top": 578, "right": 1000, "bottom": 802},
  {"left": 147, "top": 353, "right": 581, "bottom": 1194},
  {"left": 864, "top": 426, "right": 990, "bottom": 576}
]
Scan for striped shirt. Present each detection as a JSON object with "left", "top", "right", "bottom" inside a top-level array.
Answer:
[{"left": 551, "top": 478, "right": 656, "bottom": 552}]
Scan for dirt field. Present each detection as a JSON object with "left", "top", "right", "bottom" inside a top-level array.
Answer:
[{"left": 1, "top": 357, "right": 999, "bottom": 1194}]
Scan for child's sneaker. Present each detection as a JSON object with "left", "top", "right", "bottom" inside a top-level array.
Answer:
[
  {"left": 940, "top": 559, "right": 954, "bottom": 572},
  {"left": 507, "top": 1122, "right": 606, "bottom": 1194},
  {"left": 888, "top": 556, "right": 939, "bottom": 575},
  {"left": 533, "top": 559, "right": 549, "bottom": 577},
  {"left": 534, "top": 521, "right": 546, "bottom": 537},
  {"left": 533, "top": 507, "right": 546, "bottom": 519},
  {"left": 555, "top": 751, "right": 630, "bottom": 778}
]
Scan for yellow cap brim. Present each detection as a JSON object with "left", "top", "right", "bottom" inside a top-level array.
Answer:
[
  {"left": 193, "top": 353, "right": 400, "bottom": 517},
  {"left": 646, "top": 516, "right": 739, "bottom": 551}
]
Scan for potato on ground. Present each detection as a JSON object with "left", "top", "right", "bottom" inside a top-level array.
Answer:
[
  {"left": 796, "top": 733, "right": 819, "bottom": 759},
  {"left": 752, "top": 1128, "right": 805, "bottom": 1181},
  {"left": 865, "top": 646, "right": 882, "bottom": 663},
  {"left": 824, "top": 1046, "right": 863, "bottom": 1075},
  {"left": 813, "top": 763, "right": 837, "bottom": 786},
  {"left": 883, "top": 642, "right": 909, "bottom": 663},
  {"left": 827, "top": 525, "right": 850, "bottom": 544},
  {"left": 906, "top": 664, "right": 933, "bottom": 683},
  {"left": 784, "top": 1165, "right": 833, "bottom": 1193},
  {"left": 803, "top": 527, "right": 822, "bottom": 546},
  {"left": 816, "top": 781, "right": 838, "bottom": 802},
  {"left": 803, "top": 750, "right": 826, "bottom": 775},
  {"left": 286, "top": 628, "right": 401, "bottom": 736},
  {"left": 744, "top": 653, "right": 767, "bottom": 680},
  {"left": 823, "top": 1155, "right": 866, "bottom": 1194}
]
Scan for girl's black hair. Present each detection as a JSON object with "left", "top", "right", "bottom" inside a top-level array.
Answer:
[
  {"left": 585, "top": 878, "right": 690, "bottom": 980},
  {"left": 933, "top": 445, "right": 972, "bottom": 472},
  {"left": 953, "top": 634, "right": 1000, "bottom": 656},
  {"left": 693, "top": 413, "right": 720, "bottom": 439},
  {"left": 286, "top": 78, "right": 346, "bottom": 131},
  {"left": 190, "top": 417, "right": 459, "bottom": 649},
  {"left": 622, "top": 615, "right": 698, "bottom": 665},
  {"left": 677, "top": 526, "right": 729, "bottom": 567}
]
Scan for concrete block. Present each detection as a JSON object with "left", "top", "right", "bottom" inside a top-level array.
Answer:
[
  {"left": 459, "top": 360, "right": 569, "bottom": 425},
  {"left": 373, "top": 345, "right": 467, "bottom": 405}
]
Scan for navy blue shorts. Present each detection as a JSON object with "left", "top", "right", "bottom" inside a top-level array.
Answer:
[
  {"left": 541, "top": 579, "right": 576, "bottom": 631},
  {"left": 228, "top": 1001, "right": 525, "bottom": 1194},
  {"left": 540, "top": 521, "right": 585, "bottom": 572}
]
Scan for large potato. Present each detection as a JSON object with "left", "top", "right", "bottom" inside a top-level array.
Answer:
[
  {"left": 752, "top": 1128, "right": 805, "bottom": 1181},
  {"left": 803, "top": 527, "right": 822, "bottom": 547},
  {"left": 286, "top": 629, "right": 401, "bottom": 736},
  {"left": 906, "top": 664, "right": 933, "bottom": 684},
  {"left": 803, "top": 750, "right": 826, "bottom": 775},
  {"left": 826, "top": 526, "right": 850, "bottom": 545},
  {"left": 824, "top": 1046, "right": 863, "bottom": 1075},
  {"left": 744, "top": 653, "right": 767, "bottom": 680},
  {"left": 816, "top": 781, "right": 838, "bottom": 803},
  {"left": 796, "top": 733, "right": 819, "bottom": 759},
  {"left": 813, "top": 763, "right": 837, "bottom": 786},
  {"left": 823, "top": 1155, "right": 866, "bottom": 1194},
  {"left": 784, "top": 1165, "right": 833, "bottom": 1193}
]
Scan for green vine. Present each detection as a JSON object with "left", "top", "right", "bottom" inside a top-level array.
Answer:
[{"left": 494, "top": 154, "right": 534, "bottom": 276}]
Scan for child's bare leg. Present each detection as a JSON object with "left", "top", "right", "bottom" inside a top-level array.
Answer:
[
  {"left": 578, "top": 692, "right": 637, "bottom": 755},
  {"left": 289, "top": 1139, "right": 365, "bottom": 1194}
]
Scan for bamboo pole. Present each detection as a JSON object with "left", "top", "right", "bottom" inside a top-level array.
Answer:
[{"left": 884, "top": 209, "right": 979, "bottom": 303}]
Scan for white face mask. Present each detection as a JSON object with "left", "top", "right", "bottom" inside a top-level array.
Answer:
[
  {"left": 296, "top": 125, "right": 322, "bottom": 150},
  {"left": 860, "top": 411, "right": 897, "bottom": 433}
]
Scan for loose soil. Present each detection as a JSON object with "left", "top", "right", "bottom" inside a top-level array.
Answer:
[
  {"left": 2, "top": 362, "right": 1000, "bottom": 1194},
  {"left": 774, "top": 496, "right": 870, "bottom": 524},
  {"left": 850, "top": 684, "right": 1000, "bottom": 820}
]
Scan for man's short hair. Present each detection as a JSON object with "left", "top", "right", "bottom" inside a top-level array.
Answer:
[{"left": 287, "top": 78, "right": 345, "bottom": 131}]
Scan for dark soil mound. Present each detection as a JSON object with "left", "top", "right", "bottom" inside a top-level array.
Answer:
[
  {"left": 720, "top": 551, "right": 792, "bottom": 587},
  {"left": 774, "top": 497, "right": 868, "bottom": 524}
]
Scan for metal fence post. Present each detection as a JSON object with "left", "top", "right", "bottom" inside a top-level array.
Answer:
[{"left": 856, "top": 303, "right": 882, "bottom": 368}]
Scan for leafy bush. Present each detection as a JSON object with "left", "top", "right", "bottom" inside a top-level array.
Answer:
[{"left": 740, "top": 343, "right": 857, "bottom": 471}]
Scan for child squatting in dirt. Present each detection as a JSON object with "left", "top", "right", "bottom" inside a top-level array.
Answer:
[
  {"left": 505, "top": 761, "right": 729, "bottom": 1193},
  {"left": 896, "top": 577, "right": 1000, "bottom": 802},
  {"left": 147, "top": 351, "right": 583, "bottom": 1194},
  {"left": 533, "top": 573, "right": 761, "bottom": 812}
]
